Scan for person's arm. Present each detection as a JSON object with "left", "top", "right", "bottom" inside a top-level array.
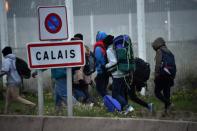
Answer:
[
  {"left": 0, "top": 71, "right": 6, "bottom": 77},
  {"left": 95, "top": 47, "right": 103, "bottom": 64},
  {"left": 105, "top": 48, "right": 117, "bottom": 69},
  {"left": 95, "top": 47, "right": 107, "bottom": 71},
  {"left": 0, "top": 59, "right": 10, "bottom": 77},
  {"left": 32, "top": 69, "right": 47, "bottom": 78},
  {"left": 155, "top": 49, "right": 162, "bottom": 78}
]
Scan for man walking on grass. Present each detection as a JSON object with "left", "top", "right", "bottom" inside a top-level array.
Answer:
[{"left": 0, "top": 46, "right": 36, "bottom": 114}]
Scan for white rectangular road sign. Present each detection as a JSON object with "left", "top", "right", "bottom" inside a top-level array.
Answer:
[
  {"left": 27, "top": 41, "right": 85, "bottom": 69},
  {"left": 38, "top": 6, "right": 68, "bottom": 41}
]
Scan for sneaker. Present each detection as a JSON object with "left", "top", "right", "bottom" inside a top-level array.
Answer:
[
  {"left": 148, "top": 103, "right": 154, "bottom": 113},
  {"left": 124, "top": 105, "right": 134, "bottom": 115}
]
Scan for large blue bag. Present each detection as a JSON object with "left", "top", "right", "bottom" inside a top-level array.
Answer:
[{"left": 103, "top": 95, "right": 121, "bottom": 112}]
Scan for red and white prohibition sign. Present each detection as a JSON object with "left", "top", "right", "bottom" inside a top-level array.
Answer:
[{"left": 38, "top": 6, "right": 68, "bottom": 41}]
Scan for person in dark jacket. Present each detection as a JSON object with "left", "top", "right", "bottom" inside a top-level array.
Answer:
[{"left": 152, "top": 37, "right": 176, "bottom": 114}]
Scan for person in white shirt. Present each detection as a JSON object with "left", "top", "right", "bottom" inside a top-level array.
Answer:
[{"left": 104, "top": 35, "right": 131, "bottom": 112}]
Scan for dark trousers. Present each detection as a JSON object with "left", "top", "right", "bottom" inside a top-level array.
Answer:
[
  {"left": 95, "top": 72, "right": 109, "bottom": 97},
  {"left": 128, "top": 84, "right": 149, "bottom": 108},
  {"left": 112, "top": 77, "right": 128, "bottom": 109},
  {"left": 73, "top": 84, "right": 90, "bottom": 103},
  {"left": 154, "top": 76, "right": 174, "bottom": 109}
]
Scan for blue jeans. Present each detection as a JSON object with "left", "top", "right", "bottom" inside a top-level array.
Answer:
[{"left": 54, "top": 78, "right": 67, "bottom": 106}]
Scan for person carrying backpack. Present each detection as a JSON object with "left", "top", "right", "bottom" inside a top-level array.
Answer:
[
  {"left": 128, "top": 57, "right": 153, "bottom": 112},
  {"left": 0, "top": 46, "right": 36, "bottom": 114},
  {"left": 93, "top": 31, "right": 109, "bottom": 97},
  {"left": 152, "top": 37, "right": 176, "bottom": 114},
  {"left": 73, "top": 45, "right": 94, "bottom": 104},
  {"left": 105, "top": 35, "right": 132, "bottom": 112}
]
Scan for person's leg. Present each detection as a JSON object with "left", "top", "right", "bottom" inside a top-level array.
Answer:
[
  {"left": 73, "top": 88, "right": 86, "bottom": 102},
  {"left": 103, "top": 72, "right": 109, "bottom": 94},
  {"left": 4, "top": 87, "right": 12, "bottom": 114},
  {"left": 163, "top": 78, "right": 173, "bottom": 110},
  {"left": 154, "top": 78, "right": 169, "bottom": 108},
  {"left": 82, "top": 86, "right": 91, "bottom": 103},
  {"left": 112, "top": 78, "right": 127, "bottom": 109},
  {"left": 10, "top": 87, "right": 36, "bottom": 107},
  {"left": 128, "top": 84, "right": 149, "bottom": 108},
  {"left": 95, "top": 73, "right": 108, "bottom": 97}
]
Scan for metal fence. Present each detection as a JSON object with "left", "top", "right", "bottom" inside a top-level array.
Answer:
[{"left": 1, "top": 0, "right": 197, "bottom": 91}]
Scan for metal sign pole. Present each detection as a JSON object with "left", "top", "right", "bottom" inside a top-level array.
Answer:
[
  {"left": 67, "top": 68, "right": 73, "bottom": 116},
  {"left": 65, "top": 0, "right": 74, "bottom": 117},
  {"left": 37, "top": 70, "right": 44, "bottom": 115}
]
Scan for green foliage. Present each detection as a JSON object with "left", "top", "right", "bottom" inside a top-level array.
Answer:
[
  {"left": 178, "top": 72, "right": 197, "bottom": 89},
  {"left": 171, "top": 88, "right": 197, "bottom": 113},
  {"left": 0, "top": 88, "right": 197, "bottom": 120}
]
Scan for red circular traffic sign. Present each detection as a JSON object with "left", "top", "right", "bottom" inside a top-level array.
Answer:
[{"left": 44, "top": 13, "right": 62, "bottom": 34}]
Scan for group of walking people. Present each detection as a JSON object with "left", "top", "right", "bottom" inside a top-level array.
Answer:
[
  {"left": 0, "top": 31, "right": 176, "bottom": 115},
  {"left": 92, "top": 31, "right": 176, "bottom": 114}
]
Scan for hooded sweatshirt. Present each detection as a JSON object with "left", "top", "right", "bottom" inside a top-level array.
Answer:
[
  {"left": 94, "top": 31, "right": 107, "bottom": 74},
  {"left": 1, "top": 54, "right": 22, "bottom": 86},
  {"left": 152, "top": 37, "right": 172, "bottom": 78}
]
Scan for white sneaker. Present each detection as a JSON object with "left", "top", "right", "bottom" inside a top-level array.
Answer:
[{"left": 124, "top": 105, "right": 134, "bottom": 115}]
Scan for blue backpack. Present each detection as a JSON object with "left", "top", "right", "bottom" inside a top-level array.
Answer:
[
  {"left": 103, "top": 95, "right": 121, "bottom": 112},
  {"left": 160, "top": 49, "right": 176, "bottom": 79}
]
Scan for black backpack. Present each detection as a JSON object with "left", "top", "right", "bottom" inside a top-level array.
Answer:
[
  {"left": 83, "top": 51, "right": 96, "bottom": 75},
  {"left": 160, "top": 49, "right": 176, "bottom": 79},
  {"left": 15, "top": 57, "right": 31, "bottom": 79},
  {"left": 133, "top": 57, "right": 150, "bottom": 91}
]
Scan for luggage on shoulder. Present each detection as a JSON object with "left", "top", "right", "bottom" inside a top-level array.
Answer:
[
  {"left": 15, "top": 57, "right": 31, "bottom": 79},
  {"left": 160, "top": 49, "right": 176, "bottom": 79},
  {"left": 133, "top": 57, "right": 150, "bottom": 92},
  {"left": 83, "top": 51, "right": 96, "bottom": 75},
  {"left": 113, "top": 35, "right": 135, "bottom": 73}
]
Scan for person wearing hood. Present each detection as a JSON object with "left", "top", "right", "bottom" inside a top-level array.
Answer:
[
  {"left": 1, "top": 46, "right": 36, "bottom": 114},
  {"left": 93, "top": 31, "right": 108, "bottom": 97},
  {"left": 152, "top": 37, "right": 175, "bottom": 114}
]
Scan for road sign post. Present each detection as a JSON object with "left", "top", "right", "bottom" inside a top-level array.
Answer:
[
  {"left": 35, "top": 4, "right": 76, "bottom": 116},
  {"left": 27, "top": 41, "right": 85, "bottom": 116},
  {"left": 37, "top": 70, "right": 44, "bottom": 116},
  {"left": 65, "top": 0, "right": 75, "bottom": 117}
]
